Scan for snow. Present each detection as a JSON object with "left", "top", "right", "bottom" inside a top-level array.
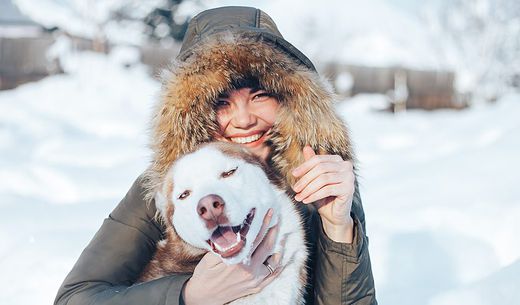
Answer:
[
  {"left": 1, "top": 47, "right": 518, "bottom": 304},
  {"left": 337, "top": 93, "right": 520, "bottom": 305},
  {"left": 2, "top": 1, "right": 519, "bottom": 304},
  {"left": 0, "top": 48, "right": 158, "bottom": 303}
]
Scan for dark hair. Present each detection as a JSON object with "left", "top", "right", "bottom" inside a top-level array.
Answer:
[
  {"left": 230, "top": 75, "right": 260, "bottom": 91},
  {"left": 216, "top": 76, "right": 280, "bottom": 101}
]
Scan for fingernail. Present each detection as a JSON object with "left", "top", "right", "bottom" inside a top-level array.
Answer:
[
  {"left": 292, "top": 168, "right": 299, "bottom": 176},
  {"left": 267, "top": 208, "right": 273, "bottom": 216}
]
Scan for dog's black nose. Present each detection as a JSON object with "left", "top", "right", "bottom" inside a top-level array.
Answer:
[{"left": 197, "top": 194, "right": 225, "bottom": 223}]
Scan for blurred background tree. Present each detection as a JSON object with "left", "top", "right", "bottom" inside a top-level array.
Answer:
[
  {"left": 432, "top": 0, "right": 520, "bottom": 100},
  {"left": 111, "top": 0, "right": 199, "bottom": 46},
  {"left": 143, "top": 0, "right": 189, "bottom": 43}
]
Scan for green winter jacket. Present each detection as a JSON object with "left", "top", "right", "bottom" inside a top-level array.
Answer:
[{"left": 55, "top": 6, "right": 377, "bottom": 305}]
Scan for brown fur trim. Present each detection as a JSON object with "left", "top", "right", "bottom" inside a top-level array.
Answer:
[{"left": 143, "top": 31, "right": 355, "bottom": 203}]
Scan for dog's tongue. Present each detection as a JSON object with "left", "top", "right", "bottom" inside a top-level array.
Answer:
[{"left": 211, "top": 226, "right": 238, "bottom": 249}]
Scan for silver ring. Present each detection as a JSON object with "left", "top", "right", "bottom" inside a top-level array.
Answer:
[{"left": 263, "top": 260, "right": 275, "bottom": 275}]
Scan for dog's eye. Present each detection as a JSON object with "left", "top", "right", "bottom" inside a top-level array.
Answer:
[
  {"left": 178, "top": 190, "right": 191, "bottom": 200},
  {"left": 221, "top": 167, "right": 238, "bottom": 178}
]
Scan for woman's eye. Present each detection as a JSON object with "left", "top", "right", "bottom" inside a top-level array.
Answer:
[
  {"left": 178, "top": 190, "right": 191, "bottom": 200},
  {"left": 215, "top": 100, "right": 230, "bottom": 109},
  {"left": 252, "top": 92, "right": 271, "bottom": 101},
  {"left": 221, "top": 167, "right": 238, "bottom": 178}
]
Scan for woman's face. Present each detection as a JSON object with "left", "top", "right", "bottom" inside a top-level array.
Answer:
[{"left": 214, "top": 87, "right": 279, "bottom": 161}]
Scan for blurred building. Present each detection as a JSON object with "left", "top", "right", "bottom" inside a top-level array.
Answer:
[
  {"left": 323, "top": 63, "right": 468, "bottom": 111},
  {"left": 0, "top": 0, "right": 62, "bottom": 90}
]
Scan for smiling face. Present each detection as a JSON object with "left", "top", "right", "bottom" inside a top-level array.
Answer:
[
  {"left": 158, "top": 143, "right": 280, "bottom": 265},
  {"left": 213, "top": 87, "right": 279, "bottom": 162}
]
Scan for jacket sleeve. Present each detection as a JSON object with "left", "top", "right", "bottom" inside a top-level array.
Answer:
[
  {"left": 313, "top": 179, "right": 377, "bottom": 305},
  {"left": 54, "top": 175, "right": 191, "bottom": 305}
]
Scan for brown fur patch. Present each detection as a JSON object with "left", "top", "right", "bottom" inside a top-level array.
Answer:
[{"left": 138, "top": 227, "right": 205, "bottom": 282}]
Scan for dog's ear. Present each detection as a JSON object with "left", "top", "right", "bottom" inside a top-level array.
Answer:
[
  {"left": 154, "top": 189, "right": 167, "bottom": 216},
  {"left": 154, "top": 179, "right": 171, "bottom": 217}
]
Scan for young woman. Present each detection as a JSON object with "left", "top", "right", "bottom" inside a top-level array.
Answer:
[{"left": 55, "top": 6, "right": 377, "bottom": 305}]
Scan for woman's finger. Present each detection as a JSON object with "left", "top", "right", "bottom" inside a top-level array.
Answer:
[
  {"left": 266, "top": 253, "right": 280, "bottom": 268},
  {"left": 251, "top": 222, "right": 279, "bottom": 266},
  {"left": 295, "top": 172, "right": 344, "bottom": 202},
  {"left": 292, "top": 154, "right": 342, "bottom": 178},
  {"left": 300, "top": 183, "right": 349, "bottom": 204},
  {"left": 250, "top": 265, "right": 286, "bottom": 294},
  {"left": 251, "top": 208, "right": 274, "bottom": 252},
  {"left": 266, "top": 232, "right": 286, "bottom": 262},
  {"left": 292, "top": 161, "right": 342, "bottom": 193},
  {"left": 198, "top": 251, "right": 224, "bottom": 268}
]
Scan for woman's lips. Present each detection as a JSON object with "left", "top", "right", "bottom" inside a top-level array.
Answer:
[
  {"left": 229, "top": 131, "right": 264, "bottom": 144},
  {"left": 226, "top": 129, "right": 270, "bottom": 147}
]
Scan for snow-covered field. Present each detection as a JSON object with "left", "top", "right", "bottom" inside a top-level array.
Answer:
[
  {"left": 0, "top": 50, "right": 156, "bottom": 304},
  {"left": 338, "top": 94, "right": 520, "bottom": 305},
  {"left": 1, "top": 49, "right": 519, "bottom": 305}
]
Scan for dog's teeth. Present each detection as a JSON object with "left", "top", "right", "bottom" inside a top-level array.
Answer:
[{"left": 213, "top": 232, "right": 241, "bottom": 252}]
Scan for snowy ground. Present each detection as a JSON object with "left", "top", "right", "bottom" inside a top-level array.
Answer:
[
  {"left": 337, "top": 94, "right": 520, "bottom": 305},
  {"left": 0, "top": 50, "right": 156, "bottom": 304},
  {"left": 1, "top": 50, "right": 519, "bottom": 305}
]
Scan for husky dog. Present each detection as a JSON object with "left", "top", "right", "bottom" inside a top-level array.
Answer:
[{"left": 140, "top": 142, "right": 307, "bottom": 305}]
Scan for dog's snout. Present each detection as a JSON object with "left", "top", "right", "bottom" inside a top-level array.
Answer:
[{"left": 197, "top": 194, "right": 225, "bottom": 221}]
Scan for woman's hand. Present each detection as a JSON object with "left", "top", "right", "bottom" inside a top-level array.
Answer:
[
  {"left": 292, "top": 145, "right": 355, "bottom": 243},
  {"left": 183, "top": 209, "right": 284, "bottom": 305}
]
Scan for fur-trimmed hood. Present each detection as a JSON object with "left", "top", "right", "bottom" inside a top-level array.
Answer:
[{"left": 144, "top": 6, "right": 355, "bottom": 201}]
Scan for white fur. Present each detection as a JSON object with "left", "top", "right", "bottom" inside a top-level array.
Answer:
[{"left": 156, "top": 145, "right": 308, "bottom": 304}]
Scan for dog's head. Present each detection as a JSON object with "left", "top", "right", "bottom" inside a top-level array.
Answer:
[{"left": 155, "top": 142, "right": 281, "bottom": 264}]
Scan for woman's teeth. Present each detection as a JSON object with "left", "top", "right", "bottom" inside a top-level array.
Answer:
[{"left": 230, "top": 132, "right": 263, "bottom": 144}]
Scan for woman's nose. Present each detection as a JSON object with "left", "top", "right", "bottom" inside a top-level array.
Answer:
[{"left": 232, "top": 104, "right": 256, "bottom": 128}]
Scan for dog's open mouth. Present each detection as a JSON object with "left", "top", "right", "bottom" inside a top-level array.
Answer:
[{"left": 206, "top": 208, "right": 256, "bottom": 258}]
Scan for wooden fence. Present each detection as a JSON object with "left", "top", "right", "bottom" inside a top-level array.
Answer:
[
  {"left": 1, "top": 37, "right": 469, "bottom": 111},
  {"left": 0, "top": 33, "right": 110, "bottom": 90},
  {"left": 322, "top": 63, "right": 468, "bottom": 110},
  {"left": 0, "top": 35, "right": 60, "bottom": 89}
]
